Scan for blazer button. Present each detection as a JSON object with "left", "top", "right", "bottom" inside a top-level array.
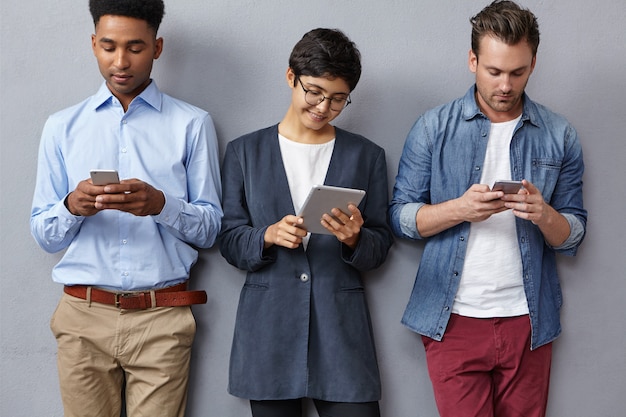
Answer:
[{"left": 300, "top": 273, "right": 309, "bottom": 283}]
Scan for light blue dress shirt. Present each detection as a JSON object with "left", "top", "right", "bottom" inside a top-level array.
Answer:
[
  {"left": 31, "top": 81, "right": 223, "bottom": 291},
  {"left": 389, "top": 86, "right": 587, "bottom": 349}
]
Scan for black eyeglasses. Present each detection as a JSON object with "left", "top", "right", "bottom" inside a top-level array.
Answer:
[{"left": 297, "top": 77, "right": 351, "bottom": 111}]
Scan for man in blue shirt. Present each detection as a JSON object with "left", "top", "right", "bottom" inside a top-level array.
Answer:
[
  {"left": 389, "top": 1, "right": 586, "bottom": 416},
  {"left": 30, "top": 1, "right": 222, "bottom": 416}
]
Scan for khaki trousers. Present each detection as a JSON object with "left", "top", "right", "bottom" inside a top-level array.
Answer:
[{"left": 50, "top": 293, "right": 197, "bottom": 417}]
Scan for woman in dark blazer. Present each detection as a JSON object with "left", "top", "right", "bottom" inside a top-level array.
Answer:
[{"left": 219, "top": 28, "right": 393, "bottom": 417}]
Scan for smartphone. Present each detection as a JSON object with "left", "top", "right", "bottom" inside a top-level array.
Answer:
[
  {"left": 492, "top": 180, "right": 523, "bottom": 194},
  {"left": 90, "top": 169, "right": 120, "bottom": 186}
]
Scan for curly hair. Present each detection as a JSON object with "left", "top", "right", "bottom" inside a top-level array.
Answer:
[
  {"left": 288, "top": 28, "right": 362, "bottom": 92},
  {"left": 470, "top": 0, "right": 540, "bottom": 57},
  {"left": 89, "top": 0, "right": 165, "bottom": 33}
]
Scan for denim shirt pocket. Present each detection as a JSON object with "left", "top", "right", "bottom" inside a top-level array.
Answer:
[{"left": 531, "top": 158, "right": 562, "bottom": 201}]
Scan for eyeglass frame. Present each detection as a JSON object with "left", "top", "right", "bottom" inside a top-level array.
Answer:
[{"left": 297, "top": 77, "right": 352, "bottom": 111}]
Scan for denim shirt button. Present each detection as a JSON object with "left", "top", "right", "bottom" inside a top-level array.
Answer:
[
  {"left": 453, "top": 271, "right": 459, "bottom": 276},
  {"left": 459, "top": 236, "right": 465, "bottom": 241},
  {"left": 299, "top": 273, "right": 309, "bottom": 283},
  {"left": 444, "top": 306, "right": 450, "bottom": 311}
]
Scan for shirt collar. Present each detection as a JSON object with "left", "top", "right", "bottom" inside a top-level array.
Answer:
[
  {"left": 91, "top": 80, "right": 162, "bottom": 112},
  {"left": 461, "top": 84, "right": 539, "bottom": 127}
]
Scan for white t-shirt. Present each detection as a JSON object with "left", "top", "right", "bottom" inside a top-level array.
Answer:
[
  {"left": 278, "top": 134, "right": 335, "bottom": 248},
  {"left": 452, "top": 116, "right": 529, "bottom": 318}
]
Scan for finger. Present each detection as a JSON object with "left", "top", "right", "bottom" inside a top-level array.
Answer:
[
  {"left": 290, "top": 224, "right": 308, "bottom": 237},
  {"left": 347, "top": 204, "right": 363, "bottom": 221},
  {"left": 103, "top": 183, "right": 135, "bottom": 194},
  {"left": 470, "top": 183, "right": 491, "bottom": 193},
  {"left": 484, "top": 190, "right": 505, "bottom": 201},
  {"left": 321, "top": 213, "right": 343, "bottom": 230},
  {"left": 330, "top": 208, "right": 351, "bottom": 223},
  {"left": 511, "top": 209, "right": 530, "bottom": 221},
  {"left": 286, "top": 215, "right": 304, "bottom": 227},
  {"left": 500, "top": 192, "right": 527, "bottom": 202},
  {"left": 96, "top": 192, "right": 131, "bottom": 204},
  {"left": 521, "top": 179, "right": 539, "bottom": 194},
  {"left": 277, "top": 232, "right": 301, "bottom": 249},
  {"left": 506, "top": 201, "right": 533, "bottom": 213}
]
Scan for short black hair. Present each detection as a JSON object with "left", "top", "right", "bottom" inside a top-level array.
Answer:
[
  {"left": 89, "top": 0, "right": 165, "bottom": 33},
  {"left": 289, "top": 28, "right": 362, "bottom": 92}
]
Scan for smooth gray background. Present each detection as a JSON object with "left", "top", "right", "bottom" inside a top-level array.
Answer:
[{"left": 1, "top": 1, "right": 625, "bottom": 416}]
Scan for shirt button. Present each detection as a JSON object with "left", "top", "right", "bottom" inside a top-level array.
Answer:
[
  {"left": 300, "top": 273, "right": 309, "bottom": 283},
  {"left": 444, "top": 306, "right": 450, "bottom": 311},
  {"left": 122, "top": 239, "right": 127, "bottom": 244},
  {"left": 121, "top": 148, "right": 127, "bottom": 153}
]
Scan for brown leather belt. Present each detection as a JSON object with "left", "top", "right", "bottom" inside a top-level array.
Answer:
[{"left": 64, "top": 282, "right": 207, "bottom": 309}]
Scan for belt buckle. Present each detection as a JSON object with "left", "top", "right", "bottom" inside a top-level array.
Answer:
[{"left": 114, "top": 292, "right": 131, "bottom": 308}]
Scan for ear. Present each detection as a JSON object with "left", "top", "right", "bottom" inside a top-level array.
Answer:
[
  {"left": 286, "top": 68, "right": 297, "bottom": 88},
  {"left": 153, "top": 37, "right": 164, "bottom": 60},
  {"left": 91, "top": 34, "right": 97, "bottom": 56},
  {"left": 529, "top": 54, "right": 536, "bottom": 74},
  {"left": 468, "top": 49, "right": 478, "bottom": 74}
]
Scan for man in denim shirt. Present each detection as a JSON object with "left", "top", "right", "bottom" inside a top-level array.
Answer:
[{"left": 389, "top": 1, "right": 586, "bottom": 416}]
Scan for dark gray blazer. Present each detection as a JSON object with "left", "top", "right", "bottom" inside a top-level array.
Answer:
[{"left": 219, "top": 124, "right": 393, "bottom": 402}]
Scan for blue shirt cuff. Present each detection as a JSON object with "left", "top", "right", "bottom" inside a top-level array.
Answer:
[
  {"left": 553, "top": 213, "right": 585, "bottom": 251},
  {"left": 399, "top": 202, "right": 425, "bottom": 240}
]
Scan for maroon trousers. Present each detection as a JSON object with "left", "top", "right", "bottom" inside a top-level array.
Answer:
[{"left": 422, "top": 314, "right": 552, "bottom": 417}]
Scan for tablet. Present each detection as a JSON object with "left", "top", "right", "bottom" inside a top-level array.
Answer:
[{"left": 297, "top": 185, "right": 366, "bottom": 235}]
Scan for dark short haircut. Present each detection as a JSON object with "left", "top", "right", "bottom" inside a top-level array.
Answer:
[
  {"left": 89, "top": 0, "right": 165, "bottom": 33},
  {"left": 289, "top": 28, "right": 362, "bottom": 92},
  {"left": 471, "top": 0, "right": 540, "bottom": 57}
]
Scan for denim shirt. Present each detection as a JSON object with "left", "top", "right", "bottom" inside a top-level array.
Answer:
[{"left": 389, "top": 86, "right": 587, "bottom": 349}]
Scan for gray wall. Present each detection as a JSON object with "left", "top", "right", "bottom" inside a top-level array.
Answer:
[{"left": 1, "top": 1, "right": 625, "bottom": 416}]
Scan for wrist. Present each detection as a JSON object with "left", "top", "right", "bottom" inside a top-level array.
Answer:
[
  {"left": 64, "top": 193, "right": 77, "bottom": 215},
  {"left": 263, "top": 225, "right": 274, "bottom": 249}
]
